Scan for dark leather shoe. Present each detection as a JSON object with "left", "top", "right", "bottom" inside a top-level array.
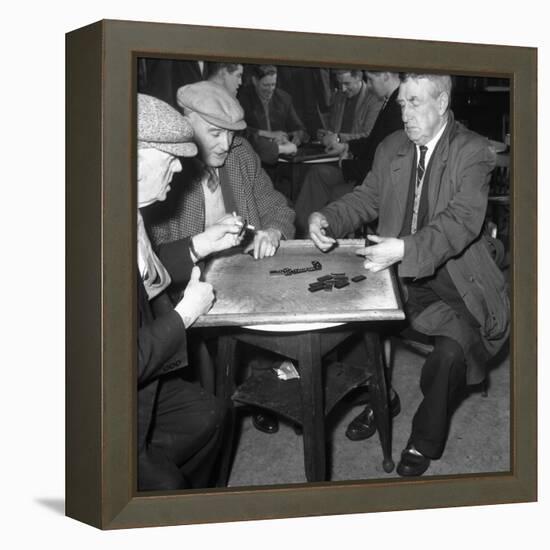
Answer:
[
  {"left": 252, "top": 411, "right": 279, "bottom": 434},
  {"left": 346, "top": 406, "right": 376, "bottom": 440},
  {"left": 345, "top": 391, "right": 401, "bottom": 441},
  {"left": 396, "top": 446, "right": 431, "bottom": 477}
]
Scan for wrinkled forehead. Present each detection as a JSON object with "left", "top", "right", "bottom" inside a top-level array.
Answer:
[
  {"left": 397, "top": 77, "right": 437, "bottom": 102},
  {"left": 138, "top": 147, "right": 174, "bottom": 162}
]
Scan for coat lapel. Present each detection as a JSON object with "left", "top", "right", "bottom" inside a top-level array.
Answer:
[
  {"left": 388, "top": 142, "right": 414, "bottom": 236},
  {"left": 220, "top": 145, "right": 249, "bottom": 220},
  {"left": 426, "top": 116, "right": 455, "bottom": 218}
]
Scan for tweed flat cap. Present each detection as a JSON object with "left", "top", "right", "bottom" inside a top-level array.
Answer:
[
  {"left": 177, "top": 81, "right": 247, "bottom": 131},
  {"left": 138, "top": 94, "right": 197, "bottom": 157}
]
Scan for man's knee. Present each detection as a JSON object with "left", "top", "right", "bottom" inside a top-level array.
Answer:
[{"left": 433, "top": 336, "right": 465, "bottom": 368}]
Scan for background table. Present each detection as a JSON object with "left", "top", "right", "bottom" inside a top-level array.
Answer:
[
  {"left": 195, "top": 240, "right": 405, "bottom": 483},
  {"left": 278, "top": 142, "right": 339, "bottom": 201}
]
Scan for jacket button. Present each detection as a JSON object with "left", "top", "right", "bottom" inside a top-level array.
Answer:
[{"left": 175, "top": 360, "right": 181, "bottom": 366}]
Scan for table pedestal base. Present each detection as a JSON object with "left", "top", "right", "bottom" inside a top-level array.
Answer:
[{"left": 214, "top": 324, "right": 395, "bottom": 484}]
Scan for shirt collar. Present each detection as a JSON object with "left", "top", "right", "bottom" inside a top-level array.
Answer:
[{"left": 418, "top": 120, "right": 447, "bottom": 167}]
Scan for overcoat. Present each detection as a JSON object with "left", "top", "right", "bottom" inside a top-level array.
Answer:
[
  {"left": 137, "top": 277, "right": 188, "bottom": 468},
  {"left": 322, "top": 112, "right": 509, "bottom": 384}
]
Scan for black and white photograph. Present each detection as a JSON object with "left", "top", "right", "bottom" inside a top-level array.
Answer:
[
  {"left": 135, "top": 57, "right": 511, "bottom": 491},
  {"left": 8, "top": 0, "right": 546, "bottom": 546}
]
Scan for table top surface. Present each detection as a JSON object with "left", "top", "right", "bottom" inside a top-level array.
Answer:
[{"left": 195, "top": 239, "right": 405, "bottom": 328}]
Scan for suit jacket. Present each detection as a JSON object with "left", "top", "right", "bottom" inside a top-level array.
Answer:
[
  {"left": 327, "top": 81, "right": 383, "bottom": 141},
  {"left": 239, "top": 85, "right": 307, "bottom": 135},
  {"left": 137, "top": 276, "right": 188, "bottom": 454},
  {"left": 342, "top": 87, "right": 403, "bottom": 183},
  {"left": 322, "top": 112, "right": 509, "bottom": 384},
  {"left": 143, "top": 136, "right": 296, "bottom": 287}
]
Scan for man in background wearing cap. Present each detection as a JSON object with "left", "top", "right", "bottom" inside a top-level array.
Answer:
[{"left": 137, "top": 94, "right": 247, "bottom": 491}]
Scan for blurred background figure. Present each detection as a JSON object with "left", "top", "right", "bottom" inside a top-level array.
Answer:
[
  {"left": 207, "top": 62, "right": 244, "bottom": 97},
  {"left": 239, "top": 64, "right": 309, "bottom": 163},
  {"left": 318, "top": 69, "right": 383, "bottom": 147},
  {"left": 276, "top": 65, "right": 333, "bottom": 138}
]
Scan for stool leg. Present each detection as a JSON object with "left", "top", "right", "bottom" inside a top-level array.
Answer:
[
  {"left": 363, "top": 331, "right": 394, "bottom": 473},
  {"left": 298, "top": 332, "right": 326, "bottom": 482}
]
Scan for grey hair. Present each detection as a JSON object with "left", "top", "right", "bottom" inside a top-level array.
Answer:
[{"left": 400, "top": 73, "right": 452, "bottom": 99}]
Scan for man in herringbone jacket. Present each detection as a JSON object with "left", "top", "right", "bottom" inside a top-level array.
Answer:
[{"left": 143, "top": 80, "right": 295, "bottom": 298}]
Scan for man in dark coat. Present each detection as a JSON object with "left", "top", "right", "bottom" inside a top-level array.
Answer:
[
  {"left": 294, "top": 71, "right": 403, "bottom": 236},
  {"left": 309, "top": 74, "right": 509, "bottom": 476},
  {"left": 137, "top": 94, "right": 245, "bottom": 491}
]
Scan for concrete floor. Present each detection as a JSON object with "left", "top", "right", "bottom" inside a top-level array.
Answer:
[{"left": 227, "top": 343, "right": 510, "bottom": 487}]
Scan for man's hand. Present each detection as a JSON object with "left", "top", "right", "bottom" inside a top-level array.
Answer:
[
  {"left": 270, "top": 130, "right": 289, "bottom": 144},
  {"left": 279, "top": 141, "right": 298, "bottom": 156},
  {"left": 289, "top": 131, "right": 303, "bottom": 147},
  {"left": 191, "top": 213, "right": 244, "bottom": 259},
  {"left": 320, "top": 130, "right": 338, "bottom": 148},
  {"left": 317, "top": 129, "right": 328, "bottom": 141},
  {"left": 175, "top": 266, "right": 215, "bottom": 328},
  {"left": 308, "top": 212, "right": 336, "bottom": 252},
  {"left": 325, "top": 141, "right": 348, "bottom": 157},
  {"left": 244, "top": 228, "right": 282, "bottom": 259},
  {"left": 355, "top": 235, "right": 405, "bottom": 272}
]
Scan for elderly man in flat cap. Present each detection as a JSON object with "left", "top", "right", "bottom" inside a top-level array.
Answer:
[{"left": 137, "top": 93, "right": 246, "bottom": 491}]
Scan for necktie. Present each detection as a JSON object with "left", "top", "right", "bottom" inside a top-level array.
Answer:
[
  {"left": 206, "top": 167, "right": 219, "bottom": 193},
  {"left": 411, "top": 145, "right": 428, "bottom": 234},
  {"left": 416, "top": 145, "right": 428, "bottom": 192}
]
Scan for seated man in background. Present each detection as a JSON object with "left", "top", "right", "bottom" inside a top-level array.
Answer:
[
  {"left": 137, "top": 94, "right": 243, "bottom": 491},
  {"left": 238, "top": 64, "right": 309, "bottom": 165},
  {"left": 207, "top": 62, "right": 244, "bottom": 97},
  {"left": 317, "top": 69, "right": 382, "bottom": 147},
  {"left": 143, "top": 81, "right": 296, "bottom": 436},
  {"left": 308, "top": 74, "right": 509, "bottom": 477},
  {"left": 294, "top": 71, "right": 402, "bottom": 236}
]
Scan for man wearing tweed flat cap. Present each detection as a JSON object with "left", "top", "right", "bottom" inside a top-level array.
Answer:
[
  {"left": 143, "top": 80, "right": 295, "bottom": 272},
  {"left": 137, "top": 94, "right": 241, "bottom": 491}
]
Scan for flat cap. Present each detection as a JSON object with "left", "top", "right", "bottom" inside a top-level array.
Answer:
[
  {"left": 177, "top": 81, "right": 247, "bottom": 131},
  {"left": 137, "top": 94, "right": 197, "bottom": 157}
]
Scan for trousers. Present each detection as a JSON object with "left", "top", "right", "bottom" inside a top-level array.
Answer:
[{"left": 138, "top": 374, "right": 226, "bottom": 491}]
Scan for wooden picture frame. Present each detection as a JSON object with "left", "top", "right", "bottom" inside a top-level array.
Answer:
[{"left": 66, "top": 19, "right": 537, "bottom": 529}]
